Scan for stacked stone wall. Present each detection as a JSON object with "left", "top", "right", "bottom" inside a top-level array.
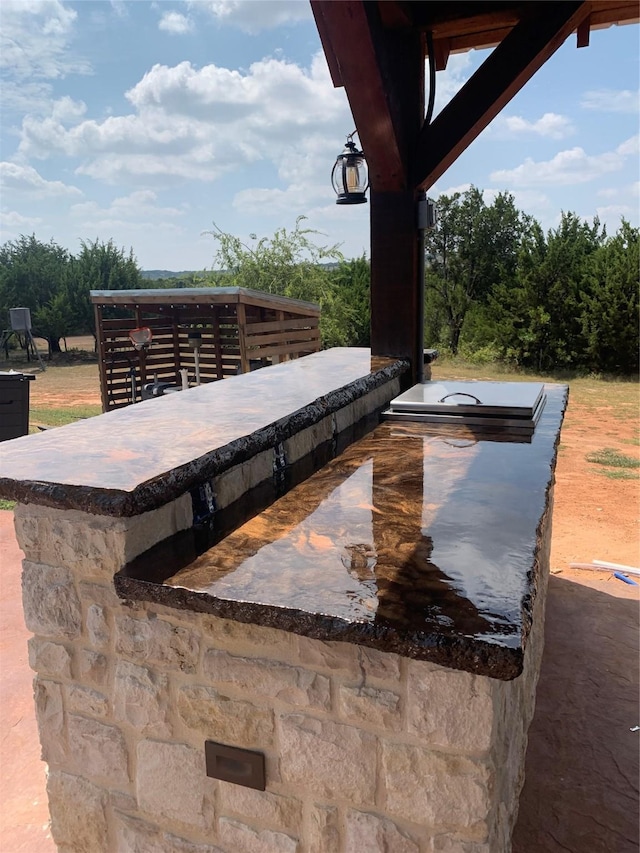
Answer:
[{"left": 15, "top": 493, "right": 552, "bottom": 853}]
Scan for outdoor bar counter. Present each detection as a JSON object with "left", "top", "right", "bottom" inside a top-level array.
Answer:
[{"left": 0, "top": 348, "right": 567, "bottom": 853}]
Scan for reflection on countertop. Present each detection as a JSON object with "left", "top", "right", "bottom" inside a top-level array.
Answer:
[{"left": 117, "top": 385, "right": 568, "bottom": 679}]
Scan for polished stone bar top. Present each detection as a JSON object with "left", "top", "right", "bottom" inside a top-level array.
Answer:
[
  {"left": 0, "top": 349, "right": 407, "bottom": 516},
  {"left": 118, "top": 385, "right": 568, "bottom": 679}
]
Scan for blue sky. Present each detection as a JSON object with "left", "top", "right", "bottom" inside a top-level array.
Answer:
[{"left": 1, "top": 1, "right": 638, "bottom": 271}]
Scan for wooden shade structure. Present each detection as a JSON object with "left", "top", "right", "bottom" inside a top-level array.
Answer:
[
  {"left": 312, "top": 0, "right": 638, "bottom": 383},
  {"left": 92, "top": 287, "right": 320, "bottom": 411}
]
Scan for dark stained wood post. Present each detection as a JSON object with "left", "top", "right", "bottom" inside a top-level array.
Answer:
[{"left": 370, "top": 190, "right": 422, "bottom": 378}]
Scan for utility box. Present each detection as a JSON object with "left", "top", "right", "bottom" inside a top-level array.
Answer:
[
  {"left": 0, "top": 372, "right": 35, "bottom": 441},
  {"left": 9, "top": 307, "right": 32, "bottom": 332}
]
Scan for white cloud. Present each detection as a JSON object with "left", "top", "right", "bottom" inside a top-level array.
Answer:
[
  {"left": 499, "top": 112, "right": 574, "bottom": 140},
  {"left": 597, "top": 181, "right": 640, "bottom": 200},
  {"left": 0, "top": 210, "right": 42, "bottom": 243},
  {"left": 0, "top": 0, "right": 91, "bottom": 80},
  {"left": 490, "top": 136, "right": 639, "bottom": 187},
  {"left": 193, "top": 0, "right": 311, "bottom": 33},
  {"left": 109, "top": 1, "right": 128, "bottom": 18},
  {"left": 69, "top": 191, "right": 187, "bottom": 238},
  {"left": 0, "top": 162, "right": 82, "bottom": 198},
  {"left": 17, "top": 51, "right": 351, "bottom": 187},
  {"left": 595, "top": 203, "right": 634, "bottom": 221},
  {"left": 581, "top": 88, "right": 639, "bottom": 113},
  {"left": 158, "top": 11, "right": 194, "bottom": 35}
]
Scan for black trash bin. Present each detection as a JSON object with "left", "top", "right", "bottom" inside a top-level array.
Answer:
[{"left": 0, "top": 372, "right": 35, "bottom": 441}]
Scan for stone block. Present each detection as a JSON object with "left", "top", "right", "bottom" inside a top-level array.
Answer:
[
  {"left": 345, "top": 811, "right": 419, "bottom": 853},
  {"left": 15, "top": 506, "right": 128, "bottom": 576},
  {"left": 115, "top": 613, "right": 200, "bottom": 672},
  {"left": 14, "top": 496, "right": 191, "bottom": 577},
  {"left": 218, "top": 817, "right": 298, "bottom": 853},
  {"left": 358, "top": 647, "right": 402, "bottom": 682},
  {"left": 34, "top": 678, "right": 66, "bottom": 766},
  {"left": 380, "top": 741, "right": 490, "bottom": 831},
  {"left": 137, "top": 740, "right": 211, "bottom": 830},
  {"left": 66, "top": 684, "right": 109, "bottom": 718},
  {"left": 121, "top": 494, "right": 193, "bottom": 563},
  {"left": 201, "top": 616, "right": 295, "bottom": 659},
  {"left": 28, "top": 638, "right": 72, "bottom": 678},
  {"left": 76, "top": 648, "right": 108, "bottom": 685},
  {"left": 429, "top": 838, "right": 491, "bottom": 853},
  {"left": 48, "top": 771, "right": 108, "bottom": 853},
  {"left": 338, "top": 684, "right": 401, "bottom": 730},
  {"left": 283, "top": 416, "right": 333, "bottom": 464},
  {"left": 22, "top": 561, "right": 81, "bottom": 638},
  {"left": 86, "top": 603, "right": 109, "bottom": 648},
  {"left": 279, "top": 714, "right": 376, "bottom": 806},
  {"left": 67, "top": 714, "right": 129, "bottom": 785},
  {"left": 307, "top": 804, "right": 340, "bottom": 853},
  {"left": 114, "top": 660, "right": 172, "bottom": 737},
  {"left": 203, "top": 649, "right": 330, "bottom": 710},
  {"left": 295, "top": 637, "right": 359, "bottom": 678},
  {"left": 218, "top": 785, "right": 302, "bottom": 832},
  {"left": 177, "top": 685, "right": 275, "bottom": 748},
  {"left": 78, "top": 580, "right": 121, "bottom": 608},
  {"left": 406, "top": 663, "right": 495, "bottom": 754},
  {"left": 213, "top": 450, "right": 273, "bottom": 509},
  {"left": 114, "top": 812, "right": 223, "bottom": 853}
]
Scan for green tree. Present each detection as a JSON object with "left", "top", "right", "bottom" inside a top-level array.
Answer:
[
  {"left": 72, "top": 239, "right": 144, "bottom": 340},
  {"left": 424, "top": 187, "right": 524, "bottom": 354},
  {"left": 207, "top": 217, "right": 345, "bottom": 345},
  {"left": 208, "top": 216, "right": 342, "bottom": 301},
  {"left": 492, "top": 212, "right": 605, "bottom": 371},
  {"left": 581, "top": 220, "right": 639, "bottom": 373},
  {"left": 0, "top": 235, "right": 72, "bottom": 354},
  {"left": 325, "top": 256, "right": 370, "bottom": 347}
]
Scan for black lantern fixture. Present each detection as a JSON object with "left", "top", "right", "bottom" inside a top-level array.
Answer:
[{"left": 331, "top": 131, "right": 368, "bottom": 205}]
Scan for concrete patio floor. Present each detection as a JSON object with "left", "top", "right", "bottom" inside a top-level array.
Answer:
[{"left": 0, "top": 509, "right": 638, "bottom": 853}]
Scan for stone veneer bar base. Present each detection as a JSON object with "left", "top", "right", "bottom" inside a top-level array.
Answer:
[
  {"left": 16, "top": 493, "right": 551, "bottom": 853},
  {"left": 1, "top": 351, "right": 566, "bottom": 853}
]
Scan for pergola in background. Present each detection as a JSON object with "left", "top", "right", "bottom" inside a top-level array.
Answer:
[
  {"left": 91, "top": 288, "right": 321, "bottom": 411},
  {"left": 311, "top": 1, "right": 638, "bottom": 384}
]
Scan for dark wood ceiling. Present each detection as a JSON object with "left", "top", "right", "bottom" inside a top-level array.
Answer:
[{"left": 319, "top": 2, "right": 639, "bottom": 85}]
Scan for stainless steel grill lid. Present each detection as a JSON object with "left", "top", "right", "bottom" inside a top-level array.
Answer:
[{"left": 383, "top": 381, "right": 546, "bottom": 430}]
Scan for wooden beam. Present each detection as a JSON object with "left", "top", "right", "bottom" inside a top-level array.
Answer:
[
  {"left": 310, "top": 1, "right": 343, "bottom": 86},
  {"left": 310, "top": 1, "right": 419, "bottom": 191},
  {"left": 432, "top": 38, "right": 451, "bottom": 71},
  {"left": 370, "top": 189, "right": 422, "bottom": 382},
  {"left": 577, "top": 15, "right": 591, "bottom": 46},
  {"left": 413, "top": 2, "right": 591, "bottom": 190}
]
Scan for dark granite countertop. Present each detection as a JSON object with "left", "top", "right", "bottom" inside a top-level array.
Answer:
[
  {"left": 117, "top": 384, "right": 568, "bottom": 679},
  {"left": 0, "top": 349, "right": 407, "bottom": 516}
]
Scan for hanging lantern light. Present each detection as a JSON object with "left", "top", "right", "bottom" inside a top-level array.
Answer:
[{"left": 331, "top": 132, "right": 368, "bottom": 205}]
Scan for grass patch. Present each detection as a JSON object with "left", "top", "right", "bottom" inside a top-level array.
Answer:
[
  {"left": 0, "top": 499, "right": 16, "bottom": 511},
  {"left": 622, "top": 435, "right": 640, "bottom": 447},
  {"left": 586, "top": 447, "right": 640, "bottom": 469},
  {"left": 30, "top": 404, "right": 102, "bottom": 430},
  {"left": 595, "top": 468, "right": 640, "bottom": 480}
]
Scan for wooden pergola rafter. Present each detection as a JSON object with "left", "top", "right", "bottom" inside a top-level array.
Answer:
[{"left": 311, "top": 0, "right": 638, "bottom": 383}]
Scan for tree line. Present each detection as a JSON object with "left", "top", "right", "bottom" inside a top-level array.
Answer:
[
  {"left": 0, "top": 191, "right": 637, "bottom": 373},
  {"left": 424, "top": 187, "right": 638, "bottom": 374}
]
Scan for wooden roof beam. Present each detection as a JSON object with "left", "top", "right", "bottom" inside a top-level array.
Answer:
[
  {"left": 311, "top": 1, "right": 423, "bottom": 192},
  {"left": 413, "top": 1, "right": 592, "bottom": 191}
]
